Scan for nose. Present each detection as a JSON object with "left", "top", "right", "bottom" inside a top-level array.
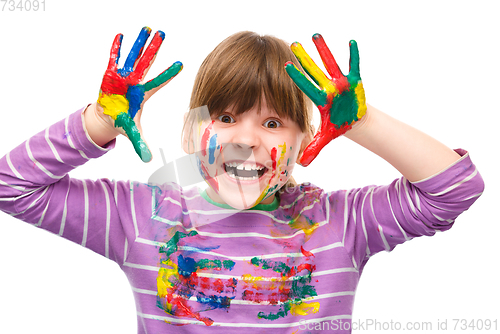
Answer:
[{"left": 231, "top": 122, "right": 261, "bottom": 149}]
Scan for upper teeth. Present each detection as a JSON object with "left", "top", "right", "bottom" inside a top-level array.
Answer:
[{"left": 225, "top": 162, "right": 264, "bottom": 170}]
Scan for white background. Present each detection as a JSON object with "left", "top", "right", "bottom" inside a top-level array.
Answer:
[{"left": 0, "top": 0, "right": 498, "bottom": 333}]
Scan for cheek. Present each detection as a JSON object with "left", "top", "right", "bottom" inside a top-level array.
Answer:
[
  {"left": 273, "top": 144, "right": 298, "bottom": 182},
  {"left": 195, "top": 121, "right": 222, "bottom": 183},
  {"left": 264, "top": 143, "right": 298, "bottom": 195}
]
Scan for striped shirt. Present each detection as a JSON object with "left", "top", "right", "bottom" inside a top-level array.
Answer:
[{"left": 0, "top": 109, "right": 484, "bottom": 333}]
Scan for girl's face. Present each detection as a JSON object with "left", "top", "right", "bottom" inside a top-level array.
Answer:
[{"left": 184, "top": 103, "right": 310, "bottom": 210}]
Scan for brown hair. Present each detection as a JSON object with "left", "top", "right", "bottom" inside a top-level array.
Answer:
[{"left": 184, "top": 31, "right": 314, "bottom": 192}]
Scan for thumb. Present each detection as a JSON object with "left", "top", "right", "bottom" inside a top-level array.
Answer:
[{"left": 115, "top": 113, "right": 152, "bottom": 162}]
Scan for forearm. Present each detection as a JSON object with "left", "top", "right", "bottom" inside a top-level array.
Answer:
[
  {"left": 344, "top": 104, "right": 461, "bottom": 182},
  {"left": 0, "top": 109, "right": 113, "bottom": 212}
]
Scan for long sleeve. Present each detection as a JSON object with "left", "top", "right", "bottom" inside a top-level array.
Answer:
[
  {"left": 0, "top": 108, "right": 154, "bottom": 265},
  {"left": 332, "top": 149, "right": 484, "bottom": 272}
]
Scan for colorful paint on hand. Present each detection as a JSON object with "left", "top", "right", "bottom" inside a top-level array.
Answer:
[
  {"left": 97, "top": 26, "right": 183, "bottom": 162},
  {"left": 285, "top": 34, "right": 367, "bottom": 166}
]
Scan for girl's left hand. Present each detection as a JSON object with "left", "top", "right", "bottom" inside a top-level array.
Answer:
[{"left": 285, "top": 34, "right": 367, "bottom": 166}]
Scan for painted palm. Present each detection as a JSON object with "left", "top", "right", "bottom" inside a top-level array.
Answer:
[
  {"left": 97, "top": 27, "right": 183, "bottom": 162},
  {"left": 285, "top": 34, "right": 367, "bottom": 167}
]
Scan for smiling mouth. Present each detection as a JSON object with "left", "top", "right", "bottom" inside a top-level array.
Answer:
[{"left": 223, "top": 162, "right": 268, "bottom": 181}]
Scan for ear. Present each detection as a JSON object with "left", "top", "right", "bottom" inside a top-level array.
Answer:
[
  {"left": 296, "top": 124, "right": 315, "bottom": 165},
  {"left": 182, "top": 112, "right": 195, "bottom": 154}
]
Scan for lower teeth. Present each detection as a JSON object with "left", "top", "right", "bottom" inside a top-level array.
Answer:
[{"left": 228, "top": 172, "right": 259, "bottom": 181}]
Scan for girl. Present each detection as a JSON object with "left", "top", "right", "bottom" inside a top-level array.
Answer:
[{"left": 0, "top": 27, "right": 484, "bottom": 333}]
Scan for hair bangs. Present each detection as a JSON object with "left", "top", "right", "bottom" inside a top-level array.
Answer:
[{"left": 189, "top": 31, "right": 312, "bottom": 133}]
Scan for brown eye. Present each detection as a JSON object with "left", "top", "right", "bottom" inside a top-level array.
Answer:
[
  {"left": 264, "top": 119, "right": 281, "bottom": 129},
  {"left": 218, "top": 115, "right": 234, "bottom": 123}
]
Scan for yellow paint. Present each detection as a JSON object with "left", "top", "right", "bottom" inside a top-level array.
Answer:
[
  {"left": 98, "top": 92, "right": 129, "bottom": 120},
  {"left": 253, "top": 142, "right": 287, "bottom": 205},
  {"left": 289, "top": 216, "right": 320, "bottom": 239},
  {"left": 242, "top": 274, "right": 287, "bottom": 283},
  {"left": 157, "top": 259, "right": 179, "bottom": 298},
  {"left": 291, "top": 43, "right": 338, "bottom": 95},
  {"left": 354, "top": 83, "right": 367, "bottom": 120},
  {"left": 290, "top": 301, "right": 320, "bottom": 316}
]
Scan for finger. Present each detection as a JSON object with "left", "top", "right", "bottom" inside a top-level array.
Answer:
[
  {"left": 285, "top": 61, "right": 327, "bottom": 107},
  {"left": 347, "top": 40, "right": 361, "bottom": 84},
  {"left": 133, "top": 30, "right": 166, "bottom": 81},
  {"left": 121, "top": 27, "right": 152, "bottom": 77},
  {"left": 312, "top": 34, "right": 343, "bottom": 80},
  {"left": 115, "top": 112, "right": 152, "bottom": 162},
  {"left": 107, "top": 34, "right": 123, "bottom": 71},
  {"left": 291, "top": 42, "right": 337, "bottom": 94},
  {"left": 143, "top": 61, "right": 183, "bottom": 92}
]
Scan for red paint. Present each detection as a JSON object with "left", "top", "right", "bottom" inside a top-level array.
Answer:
[
  {"left": 100, "top": 31, "right": 166, "bottom": 96},
  {"left": 213, "top": 279, "right": 224, "bottom": 293},
  {"left": 200, "top": 121, "right": 214, "bottom": 157},
  {"left": 313, "top": 34, "right": 349, "bottom": 93},
  {"left": 128, "top": 31, "right": 165, "bottom": 82},
  {"left": 174, "top": 297, "right": 214, "bottom": 326},
  {"left": 299, "top": 94, "right": 352, "bottom": 167},
  {"left": 271, "top": 147, "right": 277, "bottom": 170},
  {"left": 200, "top": 277, "right": 210, "bottom": 290},
  {"left": 242, "top": 290, "right": 289, "bottom": 304},
  {"left": 297, "top": 263, "right": 315, "bottom": 274},
  {"left": 301, "top": 246, "right": 315, "bottom": 257},
  {"left": 226, "top": 278, "right": 237, "bottom": 291},
  {"left": 200, "top": 162, "right": 219, "bottom": 191}
]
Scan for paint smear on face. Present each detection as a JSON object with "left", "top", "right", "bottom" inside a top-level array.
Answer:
[
  {"left": 254, "top": 142, "right": 288, "bottom": 204},
  {"left": 208, "top": 134, "right": 219, "bottom": 165},
  {"left": 200, "top": 121, "right": 214, "bottom": 157}
]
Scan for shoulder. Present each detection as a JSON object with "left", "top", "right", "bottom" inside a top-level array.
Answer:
[{"left": 278, "top": 182, "right": 330, "bottom": 210}]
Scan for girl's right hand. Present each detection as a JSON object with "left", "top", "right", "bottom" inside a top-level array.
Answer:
[{"left": 96, "top": 27, "right": 183, "bottom": 162}]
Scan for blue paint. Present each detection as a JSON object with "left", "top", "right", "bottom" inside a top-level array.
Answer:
[
  {"left": 118, "top": 27, "right": 152, "bottom": 77},
  {"left": 177, "top": 254, "right": 197, "bottom": 277},
  {"left": 196, "top": 292, "right": 233, "bottom": 309},
  {"left": 208, "top": 134, "right": 218, "bottom": 164},
  {"left": 182, "top": 245, "right": 220, "bottom": 253},
  {"left": 125, "top": 85, "right": 146, "bottom": 119}
]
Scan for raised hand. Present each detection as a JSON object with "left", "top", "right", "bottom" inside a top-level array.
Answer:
[
  {"left": 97, "top": 27, "right": 183, "bottom": 162},
  {"left": 285, "top": 34, "right": 366, "bottom": 167}
]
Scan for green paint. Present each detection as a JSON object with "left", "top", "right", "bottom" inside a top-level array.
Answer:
[
  {"left": 159, "top": 230, "right": 198, "bottom": 258},
  {"left": 251, "top": 257, "right": 292, "bottom": 276},
  {"left": 143, "top": 61, "right": 183, "bottom": 92},
  {"left": 285, "top": 62, "right": 327, "bottom": 107},
  {"left": 265, "top": 184, "right": 279, "bottom": 196},
  {"left": 223, "top": 260, "right": 236, "bottom": 270},
  {"left": 115, "top": 112, "right": 152, "bottom": 162},
  {"left": 329, "top": 89, "right": 360, "bottom": 127},
  {"left": 346, "top": 40, "right": 361, "bottom": 86},
  {"left": 258, "top": 301, "right": 292, "bottom": 320},
  {"left": 251, "top": 255, "right": 318, "bottom": 321},
  {"left": 197, "top": 259, "right": 222, "bottom": 270}
]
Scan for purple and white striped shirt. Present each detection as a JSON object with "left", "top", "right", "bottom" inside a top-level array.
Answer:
[{"left": 0, "top": 109, "right": 484, "bottom": 333}]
